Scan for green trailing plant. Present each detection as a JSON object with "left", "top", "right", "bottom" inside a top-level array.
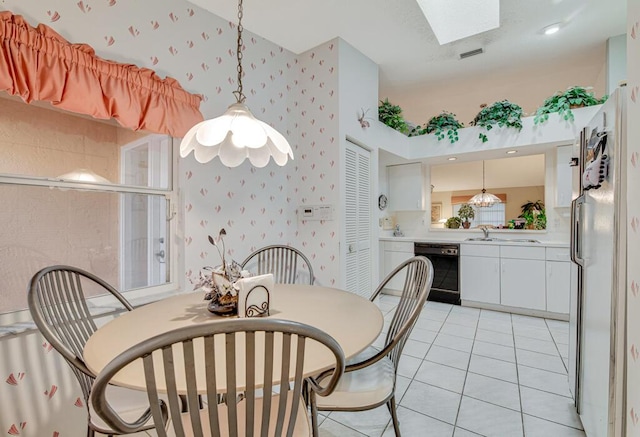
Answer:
[
  {"left": 445, "top": 216, "right": 462, "bottom": 229},
  {"left": 378, "top": 98, "right": 409, "bottom": 134},
  {"left": 471, "top": 100, "right": 524, "bottom": 143},
  {"left": 534, "top": 86, "right": 608, "bottom": 125},
  {"left": 421, "top": 111, "right": 464, "bottom": 143}
]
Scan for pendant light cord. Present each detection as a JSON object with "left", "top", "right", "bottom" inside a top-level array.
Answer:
[
  {"left": 481, "top": 160, "right": 486, "bottom": 194},
  {"left": 233, "top": 0, "right": 246, "bottom": 103}
]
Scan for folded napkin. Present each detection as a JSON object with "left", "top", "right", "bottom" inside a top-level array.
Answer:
[{"left": 236, "top": 273, "right": 274, "bottom": 318}]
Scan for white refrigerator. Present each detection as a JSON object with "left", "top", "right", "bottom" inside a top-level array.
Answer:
[{"left": 569, "top": 88, "right": 627, "bottom": 437}]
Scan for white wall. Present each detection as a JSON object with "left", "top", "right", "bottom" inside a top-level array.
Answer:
[
  {"left": 607, "top": 34, "right": 627, "bottom": 93},
  {"left": 626, "top": 1, "right": 640, "bottom": 434}
]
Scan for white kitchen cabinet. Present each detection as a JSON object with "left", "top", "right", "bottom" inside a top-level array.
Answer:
[
  {"left": 556, "top": 144, "right": 573, "bottom": 208},
  {"left": 460, "top": 255, "right": 501, "bottom": 304},
  {"left": 546, "top": 261, "right": 570, "bottom": 314},
  {"left": 460, "top": 244, "right": 500, "bottom": 305},
  {"left": 545, "top": 247, "right": 570, "bottom": 314},
  {"left": 382, "top": 241, "right": 414, "bottom": 292},
  {"left": 387, "top": 163, "right": 425, "bottom": 211},
  {"left": 500, "top": 258, "right": 546, "bottom": 310}
]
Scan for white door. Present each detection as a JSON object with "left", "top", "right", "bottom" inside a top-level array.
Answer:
[
  {"left": 344, "top": 141, "right": 372, "bottom": 298},
  {"left": 120, "top": 134, "right": 170, "bottom": 290}
]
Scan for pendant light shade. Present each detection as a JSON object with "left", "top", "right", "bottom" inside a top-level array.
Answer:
[
  {"left": 469, "top": 161, "right": 501, "bottom": 208},
  {"left": 179, "top": 0, "right": 293, "bottom": 168}
]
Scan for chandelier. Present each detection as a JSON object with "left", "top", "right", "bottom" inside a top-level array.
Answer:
[
  {"left": 469, "top": 160, "right": 501, "bottom": 208},
  {"left": 179, "top": 0, "right": 293, "bottom": 168}
]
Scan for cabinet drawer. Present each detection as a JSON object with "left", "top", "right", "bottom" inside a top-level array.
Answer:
[
  {"left": 546, "top": 247, "right": 570, "bottom": 262},
  {"left": 500, "top": 245, "right": 545, "bottom": 260},
  {"left": 384, "top": 241, "right": 414, "bottom": 253},
  {"left": 460, "top": 244, "right": 500, "bottom": 257}
]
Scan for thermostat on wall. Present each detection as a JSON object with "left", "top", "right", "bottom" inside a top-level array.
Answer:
[{"left": 298, "top": 205, "right": 334, "bottom": 221}]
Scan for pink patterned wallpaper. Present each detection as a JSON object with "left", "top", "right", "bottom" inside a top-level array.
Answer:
[
  {"left": 627, "top": 0, "right": 640, "bottom": 434},
  {"left": 0, "top": 1, "right": 348, "bottom": 434}
]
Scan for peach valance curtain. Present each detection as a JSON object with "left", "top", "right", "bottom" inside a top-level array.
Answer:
[{"left": 0, "top": 11, "right": 203, "bottom": 137}]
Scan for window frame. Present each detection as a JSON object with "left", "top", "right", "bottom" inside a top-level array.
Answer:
[{"left": 0, "top": 137, "right": 181, "bottom": 327}]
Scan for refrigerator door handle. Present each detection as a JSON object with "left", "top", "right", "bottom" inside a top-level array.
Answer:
[{"left": 570, "top": 195, "right": 585, "bottom": 267}]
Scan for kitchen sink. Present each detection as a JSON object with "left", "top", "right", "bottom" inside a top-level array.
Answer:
[
  {"left": 465, "top": 237, "right": 540, "bottom": 243},
  {"left": 465, "top": 237, "right": 505, "bottom": 241}
]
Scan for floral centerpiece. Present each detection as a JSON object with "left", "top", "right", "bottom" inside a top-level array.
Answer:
[{"left": 191, "top": 228, "right": 248, "bottom": 316}]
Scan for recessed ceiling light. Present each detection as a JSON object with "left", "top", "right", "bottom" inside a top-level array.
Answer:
[
  {"left": 506, "top": 150, "right": 517, "bottom": 154},
  {"left": 543, "top": 23, "right": 561, "bottom": 35},
  {"left": 448, "top": 157, "right": 458, "bottom": 161}
]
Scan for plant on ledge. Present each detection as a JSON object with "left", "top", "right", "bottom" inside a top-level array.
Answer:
[
  {"left": 471, "top": 100, "right": 524, "bottom": 143},
  {"left": 445, "top": 216, "right": 462, "bottom": 229},
  {"left": 457, "top": 203, "right": 476, "bottom": 229},
  {"left": 519, "top": 200, "right": 546, "bottom": 230},
  {"left": 419, "top": 111, "right": 464, "bottom": 143},
  {"left": 534, "top": 86, "right": 608, "bottom": 125},
  {"left": 378, "top": 98, "right": 409, "bottom": 134}
]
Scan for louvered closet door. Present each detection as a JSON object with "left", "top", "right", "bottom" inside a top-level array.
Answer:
[{"left": 344, "top": 140, "right": 372, "bottom": 298}]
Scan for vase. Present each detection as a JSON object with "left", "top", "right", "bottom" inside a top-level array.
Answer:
[
  {"left": 462, "top": 221, "right": 471, "bottom": 229},
  {"left": 207, "top": 295, "right": 238, "bottom": 316}
]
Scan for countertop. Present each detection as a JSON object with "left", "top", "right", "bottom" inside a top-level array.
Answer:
[{"left": 379, "top": 236, "right": 569, "bottom": 248}]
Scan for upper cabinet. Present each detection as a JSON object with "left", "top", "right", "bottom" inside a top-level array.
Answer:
[
  {"left": 387, "top": 162, "right": 425, "bottom": 211},
  {"left": 556, "top": 145, "right": 573, "bottom": 208}
]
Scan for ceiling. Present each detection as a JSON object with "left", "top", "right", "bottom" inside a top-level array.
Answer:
[{"left": 189, "top": 0, "right": 626, "bottom": 102}]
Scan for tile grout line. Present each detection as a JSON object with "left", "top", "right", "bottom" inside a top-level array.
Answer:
[
  {"left": 544, "top": 317, "right": 570, "bottom": 374},
  {"left": 450, "top": 306, "right": 480, "bottom": 431},
  {"left": 510, "top": 312, "right": 527, "bottom": 437}
]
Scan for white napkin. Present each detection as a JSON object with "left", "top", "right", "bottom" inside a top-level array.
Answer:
[{"left": 236, "top": 273, "right": 274, "bottom": 318}]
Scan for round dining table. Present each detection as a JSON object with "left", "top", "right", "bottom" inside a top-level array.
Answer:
[{"left": 83, "top": 284, "right": 383, "bottom": 393}]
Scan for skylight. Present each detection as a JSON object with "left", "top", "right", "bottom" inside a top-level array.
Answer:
[{"left": 416, "top": 0, "right": 500, "bottom": 45}]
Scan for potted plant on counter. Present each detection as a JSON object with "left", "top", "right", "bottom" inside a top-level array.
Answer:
[
  {"left": 445, "top": 216, "right": 462, "bottom": 229},
  {"left": 470, "top": 100, "right": 524, "bottom": 143},
  {"left": 534, "top": 86, "right": 607, "bottom": 124},
  {"left": 519, "top": 200, "right": 546, "bottom": 230},
  {"left": 458, "top": 203, "right": 475, "bottom": 229}
]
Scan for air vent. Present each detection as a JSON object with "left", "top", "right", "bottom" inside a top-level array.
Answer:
[{"left": 459, "top": 48, "right": 484, "bottom": 59}]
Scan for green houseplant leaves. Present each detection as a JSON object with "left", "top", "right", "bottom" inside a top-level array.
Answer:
[
  {"left": 378, "top": 98, "right": 409, "bottom": 134},
  {"left": 534, "top": 86, "right": 607, "bottom": 124},
  {"left": 421, "top": 111, "right": 464, "bottom": 143},
  {"left": 471, "top": 100, "right": 524, "bottom": 143}
]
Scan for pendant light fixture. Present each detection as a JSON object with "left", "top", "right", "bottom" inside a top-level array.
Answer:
[
  {"left": 179, "top": 0, "right": 293, "bottom": 168},
  {"left": 469, "top": 160, "right": 501, "bottom": 208}
]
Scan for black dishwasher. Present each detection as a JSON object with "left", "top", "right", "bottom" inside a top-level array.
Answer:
[{"left": 414, "top": 242, "right": 460, "bottom": 305}]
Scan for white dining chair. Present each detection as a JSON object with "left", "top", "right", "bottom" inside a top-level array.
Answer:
[
  {"left": 91, "top": 318, "right": 346, "bottom": 437},
  {"left": 241, "top": 245, "right": 315, "bottom": 285},
  {"left": 28, "top": 265, "right": 168, "bottom": 437},
  {"left": 308, "top": 256, "right": 434, "bottom": 436}
]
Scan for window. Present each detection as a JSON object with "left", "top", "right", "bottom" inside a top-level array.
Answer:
[
  {"left": 0, "top": 97, "right": 177, "bottom": 314},
  {"left": 452, "top": 203, "right": 506, "bottom": 228}
]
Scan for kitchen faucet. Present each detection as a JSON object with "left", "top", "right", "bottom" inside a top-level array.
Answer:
[{"left": 481, "top": 226, "right": 489, "bottom": 239}]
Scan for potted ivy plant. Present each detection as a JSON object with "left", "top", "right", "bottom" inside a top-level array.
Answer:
[
  {"left": 470, "top": 100, "right": 524, "bottom": 143},
  {"left": 445, "top": 216, "right": 462, "bottom": 229},
  {"left": 534, "top": 86, "right": 607, "bottom": 125},
  {"left": 457, "top": 203, "right": 475, "bottom": 229},
  {"left": 378, "top": 98, "right": 409, "bottom": 134},
  {"left": 414, "top": 111, "right": 464, "bottom": 143}
]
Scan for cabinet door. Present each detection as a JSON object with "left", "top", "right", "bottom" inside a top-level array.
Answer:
[
  {"left": 460, "top": 255, "right": 500, "bottom": 304},
  {"left": 383, "top": 250, "right": 414, "bottom": 291},
  {"left": 501, "top": 258, "right": 546, "bottom": 310},
  {"left": 546, "top": 261, "right": 570, "bottom": 314},
  {"left": 556, "top": 145, "right": 573, "bottom": 208},
  {"left": 387, "top": 163, "right": 424, "bottom": 211}
]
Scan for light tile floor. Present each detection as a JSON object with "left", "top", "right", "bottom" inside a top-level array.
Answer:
[
  {"left": 101, "top": 294, "right": 584, "bottom": 437},
  {"left": 317, "top": 294, "right": 585, "bottom": 437}
]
